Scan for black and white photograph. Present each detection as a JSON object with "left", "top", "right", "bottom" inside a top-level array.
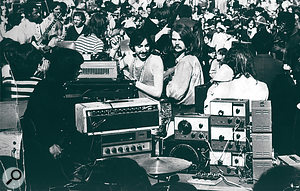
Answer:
[{"left": 0, "top": 0, "right": 299, "bottom": 190}]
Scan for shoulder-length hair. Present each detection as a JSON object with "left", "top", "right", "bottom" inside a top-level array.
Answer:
[
  {"left": 223, "top": 44, "right": 256, "bottom": 79},
  {"left": 45, "top": 47, "right": 84, "bottom": 82},
  {"left": 171, "top": 22, "right": 203, "bottom": 57},
  {"left": 84, "top": 12, "right": 108, "bottom": 39},
  {"left": 129, "top": 29, "right": 154, "bottom": 52}
]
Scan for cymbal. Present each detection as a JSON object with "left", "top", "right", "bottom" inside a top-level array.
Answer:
[{"left": 134, "top": 157, "right": 192, "bottom": 175}]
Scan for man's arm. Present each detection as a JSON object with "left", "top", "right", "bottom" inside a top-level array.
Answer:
[
  {"left": 136, "top": 56, "right": 164, "bottom": 98},
  {"left": 166, "top": 60, "right": 193, "bottom": 101}
]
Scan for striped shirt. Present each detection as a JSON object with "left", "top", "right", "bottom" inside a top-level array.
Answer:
[
  {"left": 1, "top": 65, "right": 41, "bottom": 100},
  {"left": 75, "top": 34, "right": 104, "bottom": 55}
]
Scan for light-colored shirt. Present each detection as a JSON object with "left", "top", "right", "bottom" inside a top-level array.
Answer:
[
  {"left": 209, "top": 32, "right": 230, "bottom": 51},
  {"left": 204, "top": 75, "right": 269, "bottom": 114},
  {"left": 3, "top": 18, "right": 38, "bottom": 44},
  {"left": 166, "top": 53, "right": 204, "bottom": 105},
  {"left": 120, "top": 54, "right": 164, "bottom": 99}
]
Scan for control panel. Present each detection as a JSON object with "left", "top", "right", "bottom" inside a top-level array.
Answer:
[{"left": 102, "top": 142, "right": 151, "bottom": 157}]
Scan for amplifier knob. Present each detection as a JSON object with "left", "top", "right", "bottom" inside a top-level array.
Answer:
[
  {"left": 105, "top": 148, "right": 110, "bottom": 154},
  {"left": 218, "top": 110, "right": 224, "bottom": 116},
  {"left": 236, "top": 118, "right": 241, "bottom": 124},
  {"left": 234, "top": 159, "right": 239, "bottom": 164},
  {"left": 228, "top": 142, "right": 233, "bottom": 149},
  {"left": 131, "top": 146, "right": 136, "bottom": 151},
  {"left": 228, "top": 118, "right": 233, "bottom": 124},
  {"left": 191, "top": 133, "right": 196, "bottom": 138},
  {"left": 118, "top": 147, "right": 124, "bottom": 153},
  {"left": 219, "top": 135, "right": 225, "bottom": 141},
  {"left": 112, "top": 148, "right": 117, "bottom": 153},
  {"left": 125, "top": 147, "right": 130, "bottom": 152},
  {"left": 198, "top": 123, "right": 203, "bottom": 129},
  {"left": 137, "top": 145, "right": 143, "bottom": 151},
  {"left": 178, "top": 120, "right": 192, "bottom": 135},
  {"left": 236, "top": 134, "right": 241, "bottom": 139},
  {"left": 199, "top": 133, "right": 204, "bottom": 139},
  {"left": 236, "top": 108, "right": 240, "bottom": 114}
]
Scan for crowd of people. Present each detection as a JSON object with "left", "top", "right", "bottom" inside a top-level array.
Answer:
[{"left": 0, "top": 0, "right": 300, "bottom": 189}]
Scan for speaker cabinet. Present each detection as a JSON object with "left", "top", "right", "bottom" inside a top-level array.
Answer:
[{"left": 162, "top": 136, "right": 209, "bottom": 173}]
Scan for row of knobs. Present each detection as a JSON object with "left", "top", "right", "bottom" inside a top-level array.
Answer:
[
  {"left": 190, "top": 132, "right": 206, "bottom": 139},
  {"left": 218, "top": 108, "right": 241, "bottom": 116},
  {"left": 105, "top": 145, "right": 143, "bottom": 155}
]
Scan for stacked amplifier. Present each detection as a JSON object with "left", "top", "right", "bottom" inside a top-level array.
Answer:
[
  {"left": 163, "top": 114, "right": 211, "bottom": 173},
  {"left": 208, "top": 98, "right": 250, "bottom": 175},
  {"left": 75, "top": 98, "right": 160, "bottom": 159},
  {"left": 251, "top": 100, "right": 273, "bottom": 180}
]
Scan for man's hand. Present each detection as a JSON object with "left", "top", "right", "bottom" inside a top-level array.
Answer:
[
  {"left": 123, "top": 70, "right": 135, "bottom": 81},
  {"left": 49, "top": 144, "right": 63, "bottom": 159},
  {"left": 110, "top": 35, "right": 121, "bottom": 50}
]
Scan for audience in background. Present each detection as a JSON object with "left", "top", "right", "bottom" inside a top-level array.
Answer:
[
  {"left": 35, "top": 1, "right": 67, "bottom": 48},
  {"left": 204, "top": 45, "right": 269, "bottom": 113},
  {"left": 75, "top": 12, "right": 108, "bottom": 56},
  {"left": 252, "top": 27, "right": 284, "bottom": 97},
  {"left": 209, "top": 47, "right": 228, "bottom": 79},
  {"left": 64, "top": 11, "right": 88, "bottom": 41},
  {"left": 3, "top": 3, "right": 41, "bottom": 44}
]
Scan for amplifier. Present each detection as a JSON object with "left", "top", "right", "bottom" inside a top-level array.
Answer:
[
  {"left": 210, "top": 153, "right": 252, "bottom": 176},
  {"left": 252, "top": 159, "right": 273, "bottom": 180},
  {"left": 91, "top": 130, "right": 152, "bottom": 159},
  {"left": 210, "top": 140, "right": 247, "bottom": 152},
  {"left": 210, "top": 126, "right": 248, "bottom": 142},
  {"left": 252, "top": 100, "right": 272, "bottom": 133},
  {"left": 75, "top": 98, "right": 160, "bottom": 135},
  {"left": 210, "top": 98, "right": 249, "bottom": 118},
  {"left": 252, "top": 133, "right": 272, "bottom": 159},
  {"left": 64, "top": 80, "right": 137, "bottom": 101},
  {"left": 77, "top": 61, "right": 118, "bottom": 80},
  {"left": 174, "top": 114, "right": 210, "bottom": 141},
  {"left": 210, "top": 116, "right": 248, "bottom": 127},
  {"left": 209, "top": 151, "right": 245, "bottom": 167},
  {"left": 0, "top": 130, "right": 22, "bottom": 159},
  {"left": 162, "top": 136, "right": 210, "bottom": 173},
  {"left": 195, "top": 83, "right": 211, "bottom": 113}
]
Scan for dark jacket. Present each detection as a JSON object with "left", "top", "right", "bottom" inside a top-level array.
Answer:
[
  {"left": 64, "top": 25, "right": 88, "bottom": 41},
  {"left": 253, "top": 54, "right": 284, "bottom": 98}
]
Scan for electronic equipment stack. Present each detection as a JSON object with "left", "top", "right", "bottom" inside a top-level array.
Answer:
[
  {"left": 163, "top": 113, "right": 211, "bottom": 173},
  {"left": 75, "top": 98, "right": 160, "bottom": 159},
  {"left": 251, "top": 100, "right": 273, "bottom": 180},
  {"left": 208, "top": 98, "right": 251, "bottom": 176}
]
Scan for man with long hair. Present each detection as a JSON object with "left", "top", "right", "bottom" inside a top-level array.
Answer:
[{"left": 166, "top": 22, "right": 204, "bottom": 114}]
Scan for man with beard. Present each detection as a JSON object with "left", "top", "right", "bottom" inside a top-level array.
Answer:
[
  {"left": 116, "top": 29, "right": 164, "bottom": 99},
  {"left": 166, "top": 23, "right": 204, "bottom": 114},
  {"left": 3, "top": 3, "right": 42, "bottom": 44}
]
